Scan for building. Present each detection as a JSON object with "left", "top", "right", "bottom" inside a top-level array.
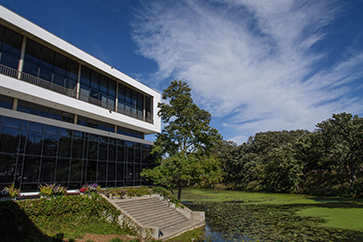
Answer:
[{"left": 0, "top": 5, "right": 161, "bottom": 192}]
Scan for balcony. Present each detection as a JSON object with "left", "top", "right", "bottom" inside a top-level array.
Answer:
[{"left": 0, "top": 64, "right": 153, "bottom": 124}]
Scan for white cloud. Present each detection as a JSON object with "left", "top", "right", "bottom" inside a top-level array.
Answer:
[{"left": 132, "top": 0, "right": 363, "bottom": 143}]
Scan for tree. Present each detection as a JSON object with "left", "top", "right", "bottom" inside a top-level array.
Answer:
[
  {"left": 141, "top": 81, "right": 222, "bottom": 199},
  {"left": 316, "top": 113, "right": 363, "bottom": 187}
]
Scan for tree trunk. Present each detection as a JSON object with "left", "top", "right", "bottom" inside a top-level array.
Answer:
[{"left": 177, "top": 181, "right": 182, "bottom": 200}]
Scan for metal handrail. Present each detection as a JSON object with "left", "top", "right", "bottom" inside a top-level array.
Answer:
[{"left": 0, "top": 64, "right": 153, "bottom": 124}]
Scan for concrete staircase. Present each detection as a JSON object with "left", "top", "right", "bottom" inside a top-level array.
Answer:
[{"left": 105, "top": 196, "right": 205, "bottom": 240}]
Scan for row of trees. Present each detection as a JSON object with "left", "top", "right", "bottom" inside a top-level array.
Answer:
[
  {"left": 215, "top": 113, "right": 363, "bottom": 196},
  {"left": 142, "top": 80, "right": 363, "bottom": 198}
]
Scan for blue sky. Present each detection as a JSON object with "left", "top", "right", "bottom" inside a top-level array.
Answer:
[{"left": 2, "top": 0, "right": 363, "bottom": 144}]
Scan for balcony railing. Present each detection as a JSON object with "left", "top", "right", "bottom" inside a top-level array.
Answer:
[{"left": 0, "top": 64, "right": 153, "bottom": 124}]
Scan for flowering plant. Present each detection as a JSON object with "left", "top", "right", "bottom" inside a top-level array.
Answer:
[
  {"left": 1, "top": 184, "right": 20, "bottom": 198},
  {"left": 80, "top": 183, "right": 100, "bottom": 193},
  {"left": 39, "top": 183, "right": 67, "bottom": 197}
]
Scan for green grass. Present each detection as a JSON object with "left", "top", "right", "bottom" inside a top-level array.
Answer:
[{"left": 297, "top": 207, "right": 363, "bottom": 230}]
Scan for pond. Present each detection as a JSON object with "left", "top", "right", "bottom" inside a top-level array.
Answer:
[{"left": 184, "top": 201, "right": 363, "bottom": 242}]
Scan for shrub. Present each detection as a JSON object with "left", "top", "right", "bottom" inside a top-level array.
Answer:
[{"left": 1, "top": 184, "right": 20, "bottom": 198}]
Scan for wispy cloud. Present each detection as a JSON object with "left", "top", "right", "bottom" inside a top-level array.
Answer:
[{"left": 132, "top": 0, "right": 363, "bottom": 143}]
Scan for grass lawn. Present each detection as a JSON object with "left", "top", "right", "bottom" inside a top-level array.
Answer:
[
  {"left": 181, "top": 188, "right": 363, "bottom": 231},
  {"left": 297, "top": 207, "right": 363, "bottom": 230}
]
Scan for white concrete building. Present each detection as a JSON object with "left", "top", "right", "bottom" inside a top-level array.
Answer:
[{"left": 0, "top": 5, "right": 160, "bottom": 192}]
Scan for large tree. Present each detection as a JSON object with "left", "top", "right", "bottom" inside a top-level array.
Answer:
[
  {"left": 141, "top": 81, "right": 222, "bottom": 199},
  {"left": 316, "top": 112, "right": 363, "bottom": 187}
]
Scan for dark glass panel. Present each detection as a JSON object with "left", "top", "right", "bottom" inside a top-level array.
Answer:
[
  {"left": 135, "top": 148, "right": 141, "bottom": 163},
  {"left": 70, "top": 159, "right": 82, "bottom": 181},
  {"left": 124, "top": 128, "right": 131, "bottom": 136},
  {"left": 100, "top": 76, "right": 108, "bottom": 93},
  {"left": 53, "top": 73, "right": 65, "bottom": 87},
  {"left": 90, "top": 72, "right": 100, "bottom": 89},
  {"left": 25, "top": 131, "right": 43, "bottom": 155},
  {"left": 135, "top": 164, "right": 141, "bottom": 179},
  {"left": 66, "top": 60, "right": 78, "bottom": 80},
  {"left": 22, "top": 60, "right": 39, "bottom": 77},
  {"left": 58, "top": 135, "right": 71, "bottom": 158},
  {"left": 0, "top": 127, "right": 20, "bottom": 153},
  {"left": 61, "top": 112, "right": 74, "bottom": 123},
  {"left": 80, "top": 66, "right": 91, "bottom": 85},
  {"left": 28, "top": 122, "right": 44, "bottom": 132},
  {"left": 34, "top": 104, "right": 49, "bottom": 118},
  {"left": 21, "top": 184, "right": 38, "bottom": 192},
  {"left": 40, "top": 47, "right": 54, "bottom": 70},
  {"left": 118, "top": 85, "right": 125, "bottom": 100},
  {"left": 0, "top": 154, "right": 16, "bottom": 183},
  {"left": 97, "top": 161, "right": 106, "bottom": 181},
  {"left": 117, "top": 145, "right": 125, "bottom": 162},
  {"left": 99, "top": 142, "right": 107, "bottom": 160},
  {"left": 86, "top": 160, "right": 97, "bottom": 182},
  {"left": 45, "top": 125, "right": 58, "bottom": 135},
  {"left": 126, "top": 163, "right": 134, "bottom": 180},
  {"left": 106, "top": 181, "right": 115, "bottom": 188},
  {"left": 0, "top": 94, "right": 13, "bottom": 109},
  {"left": 0, "top": 25, "right": 4, "bottom": 47},
  {"left": 87, "top": 133, "right": 98, "bottom": 142},
  {"left": 0, "top": 51, "right": 19, "bottom": 69},
  {"left": 125, "top": 88, "right": 132, "bottom": 103},
  {"left": 97, "top": 121, "right": 106, "bottom": 131},
  {"left": 40, "top": 158, "right": 55, "bottom": 182},
  {"left": 48, "top": 108, "right": 62, "bottom": 121},
  {"left": 90, "top": 88, "right": 99, "bottom": 100},
  {"left": 53, "top": 53, "right": 67, "bottom": 75},
  {"left": 24, "top": 39, "right": 41, "bottom": 64},
  {"left": 72, "top": 135, "right": 84, "bottom": 159},
  {"left": 2, "top": 28, "right": 22, "bottom": 56},
  {"left": 100, "top": 92, "right": 107, "bottom": 108},
  {"left": 77, "top": 116, "right": 87, "bottom": 126},
  {"left": 69, "top": 183, "right": 81, "bottom": 190},
  {"left": 125, "top": 101, "right": 131, "bottom": 112},
  {"left": 42, "top": 133, "right": 58, "bottom": 157},
  {"left": 17, "top": 100, "right": 34, "bottom": 114},
  {"left": 109, "top": 80, "right": 116, "bottom": 96},
  {"left": 108, "top": 144, "right": 116, "bottom": 161},
  {"left": 88, "top": 119, "right": 98, "bottom": 129},
  {"left": 80, "top": 83, "right": 90, "bottom": 97},
  {"left": 108, "top": 95, "right": 115, "bottom": 108},
  {"left": 87, "top": 141, "right": 98, "bottom": 160},
  {"left": 116, "top": 162, "right": 124, "bottom": 180},
  {"left": 117, "top": 126, "right": 124, "bottom": 135},
  {"left": 56, "top": 158, "right": 69, "bottom": 182},
  {"left": 39, "top": 67, "right": 53, "bottom": 82},
  {"left": 107, "top": 162, "right": 115, "bottom": 180},
  {"left": 22, "top": 156, "right": 40, "bottom": 183},
  {"left": 116, "top": 181, "right": 123, "bottom": 187},
  {"left": 66, "top": 78, "right": 77, "bottom": 90}
]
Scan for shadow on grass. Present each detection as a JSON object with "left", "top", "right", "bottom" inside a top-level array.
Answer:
[{"left": 0, "top": 200, "right": 57, "bottom": 242}]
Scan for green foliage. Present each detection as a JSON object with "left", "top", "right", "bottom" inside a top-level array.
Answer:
[
  {"left": 1, "top": 183, "right": 21, "bottom": 198},
  {"left": 13, "top": 195, "right": 127, "bottom": 239},
  {"left": 165, "top": 228, "right": 203, "bottom": 242},
  {"left": 141, "top": 80, "right": 222, "bottom": 199},
  {"left": 108, "top": 238, "right": 124, "bottom": 242},
  {"left": 39, "top": 183, "right": 67, "bottom": 197}
]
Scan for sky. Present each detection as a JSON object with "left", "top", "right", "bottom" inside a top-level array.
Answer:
[{"left": 1, "top": 0, "right": 363, "bottom": 144}]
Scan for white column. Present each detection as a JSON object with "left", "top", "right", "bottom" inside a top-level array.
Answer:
[
  {"left": 17, "top": 36, "right": 27, "bottom": 79},
  {"left": 76, "top": 64, "right": 81, "bottom": 99}
]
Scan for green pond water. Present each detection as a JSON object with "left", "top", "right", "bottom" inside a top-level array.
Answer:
[{"left": 184, "top": 201, "right": 363, "bottom": 242}]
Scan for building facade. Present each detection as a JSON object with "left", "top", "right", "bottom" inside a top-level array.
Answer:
[{"left": 0, "top": 5, "right": 161, "bottom": 192}]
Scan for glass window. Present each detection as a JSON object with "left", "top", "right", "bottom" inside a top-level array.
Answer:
[
  {"left": 80, "top": 66, "right": 91, "bottom": 86},
  {"left": 17, "top": 100, "right": 34, "bottom": 114},
  {"left": 87, "top": 141, "right": 98, "bottom": 160},
  {"left": 53, "top": 73, "right": 65, "bottom": 87},
  {"left": 107, "top": 162, "right": 115, "bottom": 180},
  {"left": 40, "top": 47, "right": 54, "bottom": 70},
  {"left": 22, "top": 60, "right": 39, "bottom": 77},
  {"left": 0, "top": 154, "right": 16, "bottom": 183},
  {"left": 43, "top": 133, "right": 58, "bottom": 157},
  {"left": 2, "top": 28, "right": 22, "bottom": 56},
  {"left": 91, "top": 72, "right": 100, "bottom": 89},
  {"left": 48, "top": 108, "right": 62, "bottom": 121},
  {"left": 61, "top": 112, "right": 74, "bottom": 123},
  {"left": 97, "top": 161, "right": 106, "bottom": 181},
  {"left": 22, "top": 156, "right": 40, "bottom": 183},
  {"left": 0, "top": 126, "right": 20, "bottom": 153},
  {"left": 99, "top": 142, "right": 107, "bottom": 160},
  {"left": 0, "top": 51, "right": 19, "bottom": 69},
  {"left": 34, "top": 104, "right": 49, "bottom": 118},
  {"left": 25, "top": 131, "right": 43, "bottom": 155},
  {"left": 100, "top": 76, "right": 108, "bottom": 93},
  {"left": 28, "top": 122, "right": 44, "bottom": 132},
  {"left": 54, "top": 53, "right": 67, "bottom": 75},
  {"left": 40, "top": 158, "right": 55, "bottom": 182},
  {"left": 86, "top": 160, "right": 97, "bottom": 181},
  {"left": 24, "top": 39, "right": 41, "bottom": 64},
  {"left": 109, "top": 80, "right": 116, "bottom": 96},
  {"left": 66, "top": 60, "right": 78, "bottom": 80},
  {"left": 39, "top": 67, "right": 53, "bottom": 82},
  {"left": 0, "top": 94, "right": 13, "bottom": 109},
  {"left": 56, "top": 158, "right": 69, "bottom": 182},
  {"left": 70, "top": 159, "right": 82, "bottom": 181},
  {"left": 2, "top": 116, "right": 22, "bottom": 128},
  {"left": 116, "top": 162, "right": 124, "bottom": 180},
  {"left": 44, "top": 125, "right": 58, "bottom": 135}
]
